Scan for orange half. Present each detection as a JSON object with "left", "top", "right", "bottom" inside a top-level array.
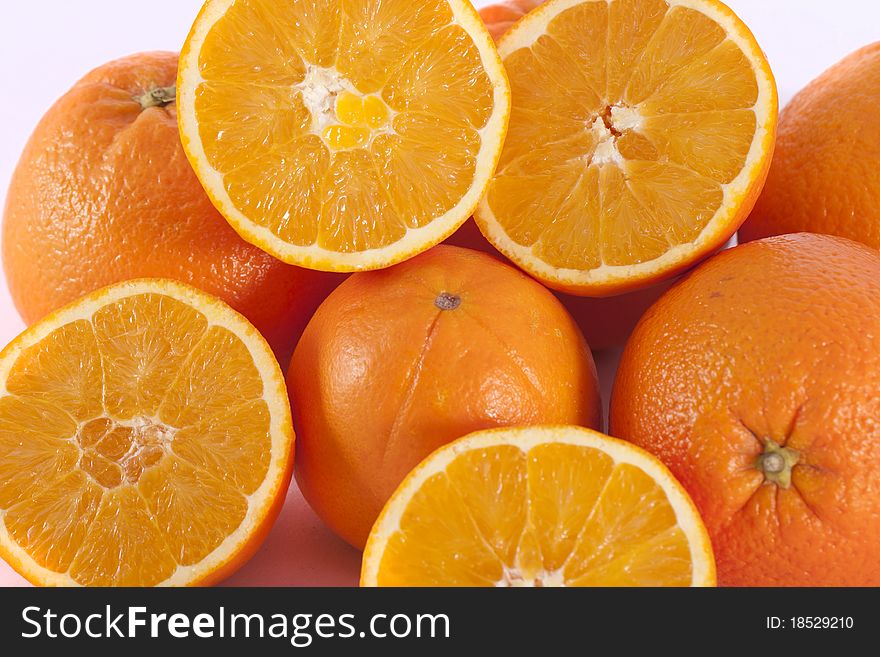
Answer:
[
  {"left": 474, "top": 0, "right": 777, "bottom": 295},
  {"left": 0, "top": 280, "right": 294, "bottom": 586},
  {"left": 178, "top": 0, "right": 511, "bottom": 272},
  {"left": 362, "top": 426, "right": 715, "bottom": 587}
]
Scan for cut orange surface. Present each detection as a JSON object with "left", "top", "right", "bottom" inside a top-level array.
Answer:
[
  {"left": 474, "top": 0, "right": 777, "bottom": 295},
  {"left": 178, "top": 0, "right": 511, "bottom": 272},
  {"left": 361, "top": 426, "right": 715, "bottom": 586},
  {"left": 0, "top": 280, "right": 294, "bottom": 586}
]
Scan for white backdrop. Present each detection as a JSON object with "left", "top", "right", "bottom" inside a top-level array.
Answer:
[{"left": 0, "top": 0, "right": 878, "bottom": 586}]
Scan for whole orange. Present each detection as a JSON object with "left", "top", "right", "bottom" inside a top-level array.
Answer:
[
  {"left": 289, "top": 245, "right": 601, "bottom": 548},
  {"left": 611, "top": 233, "right": 880, "bottom": 586},
  {"left": 740, "top": 43, "right": 880, "bottom": 247},
  {"left": 2, "top": 51, "right": 342, "bottom": 364}
]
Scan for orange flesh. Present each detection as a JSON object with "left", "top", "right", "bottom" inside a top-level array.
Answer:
[
  {"left": 374, "top": 443, "right": 693, "bottom": 586},
  {"left": 193, "top": 0, "right": 496, "bottom": 253},
  {"left": 487, "top": 0, "right": 759, "bottom": 269},
  {"left": 0, "top": 293, "right": 271, "bottom": 586}
]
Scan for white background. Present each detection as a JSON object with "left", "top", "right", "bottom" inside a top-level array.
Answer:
[{"left": 0, "top": 1, "right": 878, "bottom": 586}]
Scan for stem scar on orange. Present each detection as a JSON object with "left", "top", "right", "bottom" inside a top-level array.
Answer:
[
  {"left": 288, "top": 245, "right": 601, "bottom": 549},
  {"left": 612, "top": 233, "right": 880, "bottom": 586},
  {"left": 1, "top": 51, "right": 342, "bottom": 366}
]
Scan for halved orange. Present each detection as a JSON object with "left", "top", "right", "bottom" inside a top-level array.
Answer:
[
  {"left": 178, "top": 0, "right": 511, "bottom": 272},
  {"left": 361, "top": 425, "right": 715, "bottom": 586},
  {"left": 474, "top": 0, "right": 777, "bottom": 295},
  {"left": 0, "top": 280, "right": 294, "bottom": 586}
]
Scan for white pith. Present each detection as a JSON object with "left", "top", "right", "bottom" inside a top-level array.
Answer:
[
  {"left": 474, "top": 0, "right": 777, "bottom": 291},
  {"left": 75, "top": 416, "right": 177, "bottom": 488},
  {"left": 362, "top": 425, "right": 715, "bottom": 587},
  {"left": 0, "top": 279, "right": 294, "bottom": 587},
  {"left": 297, "top": 65, "right": 352, "bottom": 134},
  {"left": 296, "top": 64, "right": 396, "bottom": 149},
  {"left": 178, "top": 0, "right": 511, "bottom": 272},
  {"left": 589, "top": 116, "right": 622, "bottom": 166}
]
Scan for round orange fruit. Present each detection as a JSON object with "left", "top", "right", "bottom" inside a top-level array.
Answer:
[
  {"left": 473, "top": 0, "right": 778, "bottom": 296},
  {"left": 611, "top": 233, "right": 880, "bottom": 586},
  {"left": 177, "top": 0, "right": 511, "bottom": 273},
  {"left": 2, "top": 51, "right": 342, "bottom": 364},
  {"left": 289, "top": 245, "right": 601, "bottom": 549},
  {"left": 740, "top": 43, "right": 880, "bottom": 248}
]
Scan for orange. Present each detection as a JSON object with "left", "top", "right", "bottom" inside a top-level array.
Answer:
[
  {"left": 444, "top": 219, "right": 674, "bottom": 350},
  {"left": 0, "top": 279, "right": 294, "bottom": 586},
  {"left": 611, "top": 234, "right": 880, "bottom": 586},
  {"left": 472, "top": 0, "right": 678, "bottom": 349},
  {"left": 474, "top": 0, "right": 777, "bottom": 295},
  {"left": 361, "top": 425, "right": 715, "bottom": 586},
  {"left": 1, "top": 51, "right": 341, "bottom": 365},
  {"left": 479, "top": 0, "right": 543, "bottom": 41},
  {"left": 178, "top": 0, "right": 511, "bottom": 272},
  {"left": 289, "top": 245, "right": 601, "bottom": 549},
  {"left": 740, "top": 43, "right": 880, "bottom": 248}
]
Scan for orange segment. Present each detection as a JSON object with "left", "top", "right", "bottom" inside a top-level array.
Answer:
[
  {"left": 178, "top": 0, "right": 510, "bottom": 272},
  {"left": 172, "top": 400, "right": 273, "bottom": 495},
  {"left": 474, "top": 0, "right": 777, "bottom": 295},
  {"left": 68, "top": 486, "right": 177, "bottom": 587},
  {"left": 0, "top": 280, "right": 294, "bottom": 587},
  {"left": 138, "top": 456, "right": 248, "bottom": 567},
  {"left": 91, "top": 293, "right": 208, "bottom": 419},
  {"left": 4, "top": 473, "right": 103, "bottom": 574},
  {"left": 195, "top": 82, "right": 311, "bottom": 167},
  {"left": 372, "top": 114, "right": 481, "bottom": 229},
  {"left": 336, "top": 0, "right": 453, "bottom": 93},
  {"left": 6, "top": 320, "right": 103, "bottom": 422},
  {"left": 158, "top": 325, "right": 265, "bottom": 427},
  {"left": 362, "top": 426, "right": 715, "bottom": 587}
]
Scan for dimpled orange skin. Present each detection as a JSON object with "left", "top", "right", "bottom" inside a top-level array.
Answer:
[
  {"left": 479, "top": 0, "right": 543, "bottom": 41},
  {"left": 740, "top": 43, "right": 880, "bottom": 248},
  {"left": 2, "top": 52, "right": 343, "bottom": 364},
  {"left": 610, "top": 233, "right": 880, "bottom": 587},
  {"left": 445, "top": 219, "right": 671, "bottom": 350},
  {"left": 289, "top": 245, "right": 601, "bottom": 549}
]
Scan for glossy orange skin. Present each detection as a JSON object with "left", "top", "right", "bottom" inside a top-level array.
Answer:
[
  {"left": 289, "top": 245, "right": 601, "bottom": 548},
  {"left": 611, "top": 234, "right": 880, "bottom": 586},
  {"left": 479, "top": 0, "right": 543, "bottom": 41},
  {"left": 741, "top": 43, "right": 880, "bottom": 248},
  {"left": 445, "top": 219, "right": 669, "bottom": 350},
  {"left": 2, "top": 52, "right": 343, "bottom": 364}
]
